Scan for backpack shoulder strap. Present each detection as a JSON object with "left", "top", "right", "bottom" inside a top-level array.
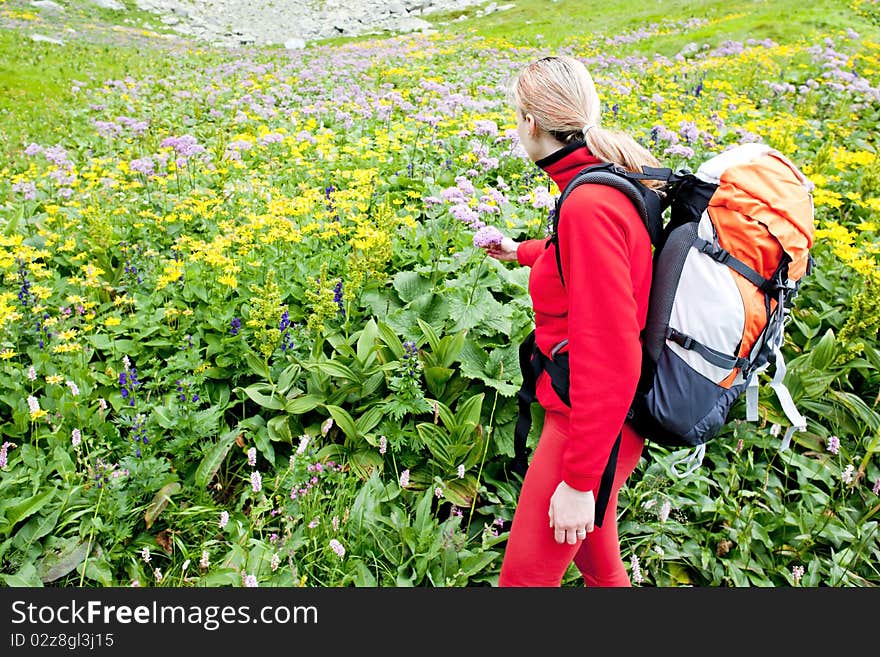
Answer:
[{"left": 551, "top": 163, "right": 673, "bottom": 286}]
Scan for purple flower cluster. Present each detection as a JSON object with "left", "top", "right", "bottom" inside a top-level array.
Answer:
[
  {"left": 279, "top": 310, "right": 294, "bottom": 352},
  {"left": 119, "top": 357, "right": 141, "bottom": 407},
  {"left": 129, "top": 157, "right": 155, "bottom": 177},
  {"left": 230, "top": 317, "right": 241, "bottom": 336},
  {"left": 333, "top": 280, "right": 345, "bottom": 316},
  {"left": 176, "top": 379, "right": 200, "bottom": 404},
  {"left": 130, "top": 413, "right": 148, "bottom": 458},
  {"left": 473, "top": 225, "right": 503, "bottom": 248},
  {"left": 159, "top": 134, "right": 205, "bottom": 161}
]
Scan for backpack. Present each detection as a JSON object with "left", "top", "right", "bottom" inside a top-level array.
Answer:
[{"left": 513, "top": 142, "right": 815, "bottom": 526}]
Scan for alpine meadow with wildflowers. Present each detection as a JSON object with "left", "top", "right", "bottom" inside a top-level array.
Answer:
[{"left": 1, "top": 0, "right": 878, "bottom": 588}]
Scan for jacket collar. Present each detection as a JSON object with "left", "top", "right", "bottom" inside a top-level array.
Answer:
[{"left": 535, "top": 141, "right": 602, "bottom": 192}]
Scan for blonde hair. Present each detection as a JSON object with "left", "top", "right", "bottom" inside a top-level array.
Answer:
[{"left": 510, "top": 55, "right": 661, "bottom": 176}]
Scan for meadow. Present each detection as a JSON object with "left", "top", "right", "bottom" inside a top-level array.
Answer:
[{"left": 1, "top": 0, "right": 878, "bottom": 587}]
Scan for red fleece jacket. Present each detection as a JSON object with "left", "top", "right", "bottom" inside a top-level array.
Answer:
[{"left": 516, "top": 143, "right": 653, "bottom": 494}]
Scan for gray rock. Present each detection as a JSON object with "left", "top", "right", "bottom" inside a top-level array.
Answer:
[
  {"left": 132, "top": 0, "right": 486, "bottom": 47},
  {"left": 30, "top": 1, "right": 64, "bottom": 11},
  {"left": 90, "top": 0, "right": 126, "bottom": 9},
  {"left": 30, "top": 33, "right": 65, "bottom": 45}
]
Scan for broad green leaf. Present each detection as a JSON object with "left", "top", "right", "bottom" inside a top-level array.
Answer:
[
  {"left": 5, "top": 488, "right": 55, "bottom": 531},
  {"left": 324, "top": 405, "right": 358, "bottom": 440},
  {"left": 355, "top": 406, "right": 384, "bottom": 435},
  {"left": 309, "top": 360, "right": 360, "bottom": 381},
  {"left": 237, "top": 383, "right": 284, "bottom": 410},
  {"left": 284, "top": 394, "right": 324, "bottom": 414},
  {"left": 267, "top": 415, "right": 292, "bottom": 445},
  {"left": 356, "top": 318, "right": 380, "bottom": 363},
  {"left": 37, "top": 538, "right": 91, "bottom": 583},
  {"left": 417, "top": 317, "right": 442, "bottom": 353},
  {"left": 13, "top": 507, "right": 60, "bottom": 549},
  {"left": 455, "top": 392, "right": 485, "bottom": 429},
  {"left": 393, "top": 270, "right": 432, "bottom": 303},
  {"left": 376, "top": 321, "right": 405, "bottom": 359},
  {"left": 4, "top": 562, "right": 43, "bottom": 587},
  {"left": 195, "top": 428, "right": 239, "bottom": 489},
  {"left": 145, "top": 481, "right": 181, "bottom": 529},
  {"left": 244, "top": 351, "right": 271, "bottom": 379}
]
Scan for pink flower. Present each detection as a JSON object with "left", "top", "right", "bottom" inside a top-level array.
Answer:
[
  {"left": 399, "top": 469, "right": 410, "bottom": 488},
  {"left": 329, "top": 539, "right": 345, "bottom": 558},
  {"left": 219, "top": 510, "right": 229, "bottom": 529},
  {"left": 71, "top": 428, "right": 81, "bottom": 447},
  {"left": 251, "top": 470, "right": 262, "bottom": 493},
  {"left": 242, "top": 573, "right": 258, "bottom": 587},
  {"left": 379, "top": 435, "right": 387, "bottom": 455},
  {"left": 630, "top": 554, "right": 643, "bottom": 584},
  {"left": 792, "top": 565, "right": 805, "bottom": 584},
  {"left": 247, "top": 447, "right": 257, "bottom": 466},
  {"left": 827, "top": 435, "right": 840, "bottom": 455}
]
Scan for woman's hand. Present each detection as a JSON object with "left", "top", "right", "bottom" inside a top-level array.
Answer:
[
  {"left": 548, "top": 481, "right": 595, "bottom": 544},
  {"left": 483, "top": 236, "right": 520, "bottom": 262}
]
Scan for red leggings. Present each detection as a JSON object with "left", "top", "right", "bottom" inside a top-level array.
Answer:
[{"left": 498, "top": 410, "right": 644, "bottom": 587}]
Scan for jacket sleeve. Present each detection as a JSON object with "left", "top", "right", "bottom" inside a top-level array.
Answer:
[
  {"left": 516, "top": 239, "right": 546, "bottom": 267},
  {"left": 557, "top": 185, "right": 644, "bottom": 494}
]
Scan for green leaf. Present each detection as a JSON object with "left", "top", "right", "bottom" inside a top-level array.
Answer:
[
  {"left": 277, "top": 363, "right": 301, "bottom": 395},
  {"left": 36, "top": 538, "right": 91, "bottom": 583},
  {"left": 267, "top": 415, "right": 292, "bottom": 445},
  {"left": 377, "top": 321, "right": 405, "bottom": 359},
  {"left": 195, "top": 428, "right": 239, "bottom": 489},
  {"left": 417, "top": 317, "right": 441, "bottom": 353},
  {"left": 393, "top": 270, "right": 433, "bottom": 303},
  {"left": 324, "top": 405, "right": 358, "bottom": 439},
  {"left": 3, "top": 562, "right": 43, "bottom": 587},
  {"left": 284, "top": 394, "right": 324, "bottom": 414},
  {"left": 455, "top": 392, "right": 485, "bottom": 429},
  {"left": 237, "top": 383, "right": 284, "bottom": 410},
  {"left": 355, "top": 406, "right": 384, "bottom": 435},
  {"left": 244, "top": 351, "right": 271, "bottom": 379},
  {"left": 144, "top": 482, "right": 181, "bottom": 529},
  {"left": 5, "top": 488, "right": 55, "bottom": 532},
  {"left": 356, "top": 318, "right": 380, "bottom": 363},
  {"left": 51, "top": 446, "right": 75, "bottom": 477},
  {"left": 423, "top": 366, "right": 454, "bottom": 395},
  {"left": 13, "top": 507, "right": 60, "bottom": 550},
  {"left": 152, "top": 403, "right": 176, "bottom": 429},
  {"left": 309, "top": 360, "right": 360, "bottom": 381}
]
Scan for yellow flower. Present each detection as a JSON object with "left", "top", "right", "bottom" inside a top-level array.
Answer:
[
  {"left": 46, "top": 374, "right": 64, "bottom": 384},
  {"left": 0, "top": 348, "right": 15, "bottom": 360},
  {"left": 104, "top": 316, "right": 122, "bottom": 327}
]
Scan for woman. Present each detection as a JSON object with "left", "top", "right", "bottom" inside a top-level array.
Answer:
[{"left": 483, "top": 55, "right": 662, "bottom": 587}]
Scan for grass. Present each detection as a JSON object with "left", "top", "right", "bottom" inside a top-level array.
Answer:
[
  {"left": 0, "top": 7, "right": 187, "bottom": 160},
  {"left": 431, "top": 0, "right": 880, "bottom": 53}
]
